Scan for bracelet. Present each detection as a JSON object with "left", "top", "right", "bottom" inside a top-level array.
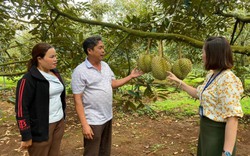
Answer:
[
  {"left": 223, "top": 150, "right": 231, "bottom": 156},
  {"left": 178, "top": 81, "right": 182, "bottom": 88}
]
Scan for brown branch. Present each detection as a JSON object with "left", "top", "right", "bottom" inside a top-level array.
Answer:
[
  {"left": 44, "top": 0, "right": 203, "bottom": 46},
  {"left": 232, "top": 22, "right": 245, "bottom": 44},
  {"left": 0, "top": 60, "right": 29, "bottom": 67},
  {"left": 44, "top": 0, "right": 250, "bottom": 55},
  {"left": 0, "top": 44, "right": 26, "bottom": 53},
  {"left": 106, "top": 34, "right": 130, "bottom": 61},
  {"left": 230, "top": 19, "right": 239, "bottom": 45},
  {"left": 216, "top": 10, "right": 250, "bottom": 23},
  {"left": 0, "top": 13, "right": 36, "bottom": 24},
  {"left": 0, "top": 71, "right": 26, "bottom": 76}
]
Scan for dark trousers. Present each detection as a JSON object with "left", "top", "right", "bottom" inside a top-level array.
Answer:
[
  {"left": 83, "top": 119, "right": 112, "bottom": 156},
  {"left": 197, "top": 116, "right": 236, "bottom": 156},
  {"left": 28, "top": 119, "right": 65, "bottom": 156}
]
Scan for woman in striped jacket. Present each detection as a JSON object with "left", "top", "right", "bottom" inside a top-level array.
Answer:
[{"left": 15, "top": 43, "right": 66, "bottom": 156}]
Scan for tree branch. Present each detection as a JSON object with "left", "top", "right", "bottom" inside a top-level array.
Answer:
[
  {"left": 230, "top": 19, "right": 239, "bottom": 45},
  {"left": 232, "top": 22, "right": 245, "bottom": 44},
  {"left": 44, "top": 0, "right": 250, "bottom": 55},
  {"left": 106, "top": 34, "right": 130, "bottom": 62},
  {"left": 0, "top": 71, "right": 26, "bottom": 76},
  {"left": 0, "top": 60, "right": 29, "bottom": 66},
  {"left": 216, "top": 10, "right": 250, "bottom": 23}
]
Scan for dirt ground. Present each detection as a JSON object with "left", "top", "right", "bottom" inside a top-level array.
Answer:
[{"left": 0, "top": 96, "right": 249, "bottom": 156}]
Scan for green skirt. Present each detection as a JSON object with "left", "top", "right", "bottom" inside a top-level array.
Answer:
[{"left": 197, "top": 116, "right": 236, "bottom": 156}]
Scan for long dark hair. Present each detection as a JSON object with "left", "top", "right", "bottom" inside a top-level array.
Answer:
[{"left": 27, "top": 43, "right": 53, "bottom": 70}]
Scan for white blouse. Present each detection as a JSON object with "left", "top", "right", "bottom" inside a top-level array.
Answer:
[{"left": 39, "top": 70, "right": 64, "bottom": 123}]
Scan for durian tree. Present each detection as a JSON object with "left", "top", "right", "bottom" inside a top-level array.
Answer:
[{"left": 1, "top": 0, "right": 250, "bottom": 79}]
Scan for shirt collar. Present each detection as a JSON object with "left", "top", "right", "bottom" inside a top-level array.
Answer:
[
  {"left": 84, "top": 57, "right": 104, "bottom": 70},
  {"left": 85, "top": 57, "right": 94, "bottom": 69}
]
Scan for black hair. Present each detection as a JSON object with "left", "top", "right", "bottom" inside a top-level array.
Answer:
[{"left": 82, "top": 35, "right": 102, "bottom": 55}]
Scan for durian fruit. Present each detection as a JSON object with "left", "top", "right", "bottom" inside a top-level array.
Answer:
[
  {"left": 137, "top": 54, "right": 153, "bottom": 73},
  {"left": 165, "top": 60, "right": 172, "bottom": 71},
  {"left": 172, "top": 58, "right": 192, "bottom": 80},
  {"left": 151, "top": 40, "right": 172, "bottom": 80},
  {"left": 151, "top": 56, "right": 172, "bottom": 80},
  {"left": 137, "top": 39, "right": 153, "bottom": 73}
]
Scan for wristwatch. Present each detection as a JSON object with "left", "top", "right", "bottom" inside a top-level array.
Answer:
[{"left": 223, "top": 150, "right": 231, "bottom": 156}]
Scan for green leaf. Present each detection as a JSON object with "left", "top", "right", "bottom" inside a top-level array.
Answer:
[
  {"left": 126, "top": 101, "right": 137, "bottom": 111},
  {"left": 8, "top": 97, "right": 15, "bottom": 104},
  {"left": 127, "top": 90, "right": 138, "bottom": 97},
  {"left": 144, "top": 85, "right": 153, "bottom": 97},
  {"left": 79, "top": 32, "right": 83, "bottom": 42}
]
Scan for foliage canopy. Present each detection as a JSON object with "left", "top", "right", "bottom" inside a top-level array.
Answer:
[{"left": 0, "top": 0, "right": 250, "bottom": 79}]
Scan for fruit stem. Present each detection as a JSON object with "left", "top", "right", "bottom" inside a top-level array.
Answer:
[
  {"left": 146, "top": 38, "right": 152, "bottom": 54},
  {"left": 158, "top": 40, "right": 163, "bottom": 57}
]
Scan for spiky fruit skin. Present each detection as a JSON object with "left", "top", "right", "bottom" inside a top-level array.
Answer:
[
  {"left": 165, "top": 60, "right": 172, "bottom": 72},
  {"left": 137, "top": 54, "right": 152, "bottom": 73},
  {"left": 137, "top": 55, "right": 145, "bottom": 71},
  {"left": 151, "top": 56, "right": 171, "bottom": 80},
  {"left": 172, "top": 58, "right": 192, "bottom": 80}
]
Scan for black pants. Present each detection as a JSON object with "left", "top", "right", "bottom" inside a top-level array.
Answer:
[{"left": 83, "top": 119, "right": 112, "bottom": 156}]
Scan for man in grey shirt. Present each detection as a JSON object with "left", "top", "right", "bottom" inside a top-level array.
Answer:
[{"left": 71, "top": 35, "right": 143, "bottom": 156}]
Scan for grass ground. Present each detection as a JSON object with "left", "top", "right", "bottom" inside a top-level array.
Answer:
[
  {"left": 1, "top": 76, "right": 249, "bottom": 116},
  {"left": 0, "top": 75, "right": 250, "bottom": 156}
]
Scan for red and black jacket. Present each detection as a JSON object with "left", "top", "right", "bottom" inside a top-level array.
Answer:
[{"left": 15, "top": 66, "right": 66, "bottom": 142}]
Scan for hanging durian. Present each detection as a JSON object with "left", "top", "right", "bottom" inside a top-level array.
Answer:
[
  {"left": 137, "top": 54, "right": 153, "bottom": 73},
  {"left": 137, "top": 39, "right": 153, "bottom": 73},
  {"left": 172, "top": 58, "right": 192, "bottom": 80},
  {"left": 151, "top": 40, "right": 172, "bottom": 80}
]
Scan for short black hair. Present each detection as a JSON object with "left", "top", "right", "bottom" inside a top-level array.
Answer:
[
  {"left": 82, "top": 35, "right": 102, "bottom": 55},
  {"left": 203, "top": 36, "right": 233, "bottom": 70}
]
